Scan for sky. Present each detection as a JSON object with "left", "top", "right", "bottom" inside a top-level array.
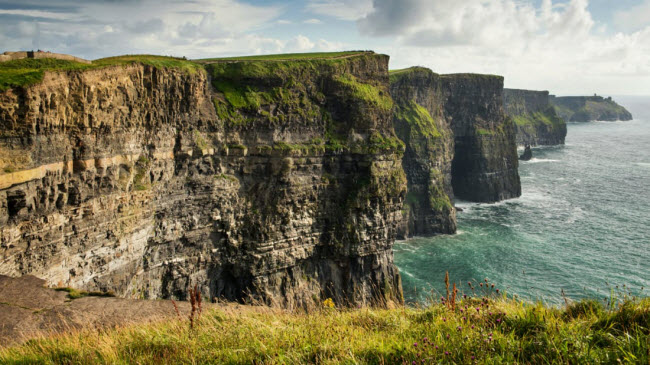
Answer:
[{"left": 1, "top": 0, "right": 649, "bottom": 95}]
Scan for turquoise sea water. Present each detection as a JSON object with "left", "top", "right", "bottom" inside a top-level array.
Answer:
[{"left": 394, "top": 96, "right": 650, "bottom": 305}]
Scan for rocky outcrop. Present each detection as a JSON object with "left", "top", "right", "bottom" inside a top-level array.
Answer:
[
  {"left": 443, "top": 74, "right": 521, "bottom": 203},
  {"left": 504, "top": 89, "right": 567, "bottom": 146},
  {"left": 550, "top": 95, "right": 632, "bottom": 122},
  {"left": 0, "top": 53, "right": 406, "bottom": 308},
  {"left": 389, "top": 68, "right": 521, "bottom": 238},
  {"left": 390, "top": 68, "right": 456, "bottom": 238},
  {"left": 519, "top": 146, "right": 532, "bottom": 161}
]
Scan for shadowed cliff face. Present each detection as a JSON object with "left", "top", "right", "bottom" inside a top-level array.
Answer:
[
  {"left": 390, "top": 68, "right": 456, "bottom": 238},
  {"left": 504, "top": 89, "right": 567, "bottom": 146},
  {"left": 442, "top": 74, "right": 521, "bottom": 203},
  {"left": 0, "top": 54, "right": 406, "bottom": 308},
  {"left": 389, "top": 68, "right": 521, "bottom": 238},
  {"left": 550, "top": 95, "right": 633, "bottom": 122}
]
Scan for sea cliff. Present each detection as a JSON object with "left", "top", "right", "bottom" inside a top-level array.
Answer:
[
  {"left": 390, "top": 67, "right": 521, "bottom": 238},
  {"left": 550, "top": 95, "right": 632, "bottom": 122},
  {"left": 0, "top": 52, "right": 406, "bottom": 307},
  {"left": 504, "top": 88, "right": 567, "bottom": 146}
]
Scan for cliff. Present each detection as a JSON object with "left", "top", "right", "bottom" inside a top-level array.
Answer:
[
  {"left": 550, "top": 95, "right": 632, "bottom": 122},
  {"left": 0, "top": 52, "right": 406, "bottom": 307},
  {"left": 504, "top": 89, "right": 567, "bottom": 146},
  {"left": 389, "top": 68, "right": 521, "bottom": 238},
  {"left": 389, "top": 68, "right": 456, "bottom": 238},
  {"left": 442, "top": 74, "right": 521, "bottom": 203}
]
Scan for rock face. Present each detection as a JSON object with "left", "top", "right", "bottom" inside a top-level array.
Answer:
[
  {"left": 443, "top": 74, "right": 521, "bottom": 203},
  {"left": 390, "top": 68, "right": 456, "bottom": 238},
  {"left": 519, "top": 146, "right": 532, "bottom": 161},
  {"left": 504, "top": 89, "right": 567, "bottom": 146},
  {"left": 550, "top": 95, "right": 632, "bottom": 122},
  {"left": 390, "top": 68, "right": 521, "bottom": 238},
  {"left": 0, "top": 53, "right": 406, "bottom": 307}
]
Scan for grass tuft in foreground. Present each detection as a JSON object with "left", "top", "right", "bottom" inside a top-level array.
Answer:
[{"left": 1, "top": 286, "right": 648, "bottom": 364}]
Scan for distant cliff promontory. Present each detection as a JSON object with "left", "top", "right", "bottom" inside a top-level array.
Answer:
[
  {"left": 504, "top": 89, "right": 567, "bottom": 146},
  {"left": 390, "top": 67, "right": 521, "bottom": 238},
  {"left": 550, "top": 95, "right": 632, "bottom": 122}
]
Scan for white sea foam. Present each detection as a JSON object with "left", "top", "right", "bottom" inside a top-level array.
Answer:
[
  {"left": 524, "top": 158, "right": 560, "bottom": 163},
  {"left": 634, "top": 162, "right": 650, "bottom": 168}
]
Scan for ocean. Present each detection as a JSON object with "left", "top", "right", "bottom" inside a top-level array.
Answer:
[{"left": 394, "top": 96, "right": 650, "bottom": 305}]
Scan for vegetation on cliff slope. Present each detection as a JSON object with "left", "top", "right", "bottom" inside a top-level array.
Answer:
[
  {"left": 511, "top": 107, "right": 565, "bottom": 131},
  {"left": 1, "top": 290, "right": 647, "bottom": 364}
]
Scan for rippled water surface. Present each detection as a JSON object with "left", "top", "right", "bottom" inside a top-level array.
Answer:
[{"left": 394, "top": 96, "right": 650, "bottom": 305}]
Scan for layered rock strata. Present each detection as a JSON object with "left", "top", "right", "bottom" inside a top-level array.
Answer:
[
  {"left": 442, "top": 74, "right": 521, "bottom": 203},
  {"left": 390, "top": 68, "right": 521, "bottom": 238},
  {"left": 504, "top": 89, "right": 567, "bottom": 146},
  {"left": 550, "top": 95, "right": 632, "bottom": 122},
  {"left": 390, "top": 68, "right": 456, "bottom": 238},
  {"left": 0, "top": 53, "right": 406, "bottom": 307}
]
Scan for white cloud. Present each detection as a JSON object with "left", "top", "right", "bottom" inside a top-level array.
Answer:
[
  {"left": 306, "top": 0, "right": 373, "bottom": 21},
  {"left": 303, "top": 18, "right": 322, "bottom": 24},
  {"left": 359, "top": 0, "right": 650, "bottom": 95},
  {"left": 613, "top": 0, "right": 650, "bottom": 32},
  {"left": 284, "top": 35, "right": 315, "bottom": 52},
  {"left": 0, "top": 0, "right": 283, "bottom": 59},
  {"left": 276, "top": 19, "right": 292, "bottom": 25}
]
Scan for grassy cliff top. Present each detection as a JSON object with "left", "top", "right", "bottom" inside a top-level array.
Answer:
[
  {"left": 1, "top": 295, "right": 647, "bottom": 363},
  {"left": 196, "top": 51, "right": 372, "bottom": 63},
  {"left": 0, "top": 52, "right": 381, "bottom": 92},
  {"left": 0, "top": 55, "right": 202, "bottom": 92}
]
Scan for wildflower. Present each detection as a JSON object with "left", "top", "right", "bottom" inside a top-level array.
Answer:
[
  {"left": 497, "top": 318, "right": 501, "bottom": 323},
  {"left": 445, "top": 351, "right": 450, "bottom": 355},
  {"left": 476, "top": 307, "right": 480, "bottom": 312},
  {"left": 457, "top": 326, "right": 462, "bottom": 331},
  {"left": 443, "top": 317, "right": 446, "bottom": 322},
  {"left": 496, "top": 289, "right": 500, "bottom": 294},
  {"left": 471, "top": 325, "right": 475, "bottom": 329},
  {"left": 491, "top": 284, "right": 495, "bottom": 288},
  {"left": 412, "top": 361, "right": 416, "bottom": 365},
  {"left": 471, "top": 356, "right": 475, "bottom": 360},
  {"left": 413, "top": 342, "right": 418, "bottom": 347},
  {"left": 459, "top": 309, "right": 463, "bottom": 313},
  {"left": 435, "top": 346, "right": 439, "bottom": 349},
  {"left": 489, "top": 312, "right": 492, "bottom": 316},
  {"left": 463, "top": 294, "right": 467, "bottom": 299},
  {"left": 423, "top": 337, "right": 428, "bottom": 342}
]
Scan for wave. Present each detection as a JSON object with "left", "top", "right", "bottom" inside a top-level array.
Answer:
[
  {"left": 524, "top": 158, "right": 560, "bottom": 163},
  {"left": 634, "top": 162, "right": 650, "bottom": 168}
]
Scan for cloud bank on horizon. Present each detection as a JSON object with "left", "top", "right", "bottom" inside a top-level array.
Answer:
[{"left": 0, "top": 0, "right": 649, "bottom": 95}]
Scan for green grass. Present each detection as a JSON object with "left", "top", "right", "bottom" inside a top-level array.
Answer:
[
  {"left": 0, "top": 55, "right": 202, "bottom": 92},
  {"left": 334, "top": 74, "right": 393, "bottom": 111},
  {"left": 394, "top": 100, "right": 441, "bottom": 138},
  {"left": 1, "top": 295, "right": 647, "bottom": 364},
  {"left": 196, "top": 51, "right": 368, "bottom": 62},
  {"left": 476, "top": 128, "right": 494, "bottom": 136},
  {"left": 512, "top": 108, "right": 565, "bottom": 131}
]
